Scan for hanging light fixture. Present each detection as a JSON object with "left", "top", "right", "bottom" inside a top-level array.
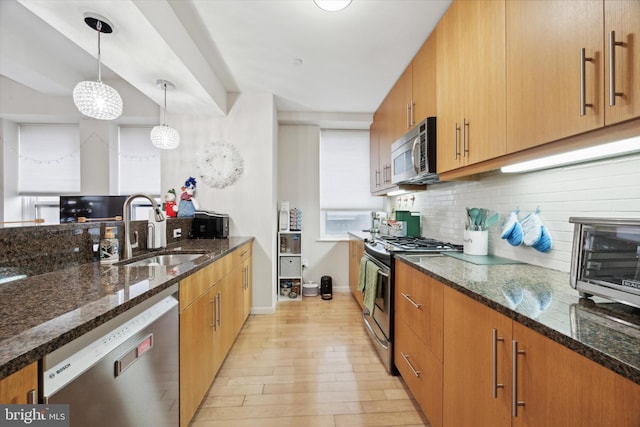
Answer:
[
  {"left": 73, "top": 13, "right": 123, "bottom": 120},
  {"left": 150, "top": 80, "right": 180, "bottom": 149},
  {"left": 313, "top": 0, "right": 352, "bottom": 12}
]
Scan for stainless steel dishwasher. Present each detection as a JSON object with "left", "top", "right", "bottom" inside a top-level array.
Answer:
[{"left": 42, "top": 283, "right": 179, "bottom": 427}]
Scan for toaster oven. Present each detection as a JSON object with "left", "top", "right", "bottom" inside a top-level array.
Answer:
[
  {"left": 191, "top": 211, "right": 229, "bottom": 239},
  {"left": 570, "top": 217, "right": 640, "bottom": 307}
]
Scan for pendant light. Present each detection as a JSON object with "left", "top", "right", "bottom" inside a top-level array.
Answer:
[
  {"left": 313, "top": 0, "right": 352, "bottom": 12},
  {"left": 73, "top": 13, "right": 123, "bottom": 120},
  {"left": 150, "top": 80, "right": 180, "bottom": 149}
]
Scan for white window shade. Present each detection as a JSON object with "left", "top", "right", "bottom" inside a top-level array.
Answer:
[
  {"left": 320, "top": 130, "right": 382, "bottom": 210},
  {"left": 119, "top": 127, "right": 161, "bottom": 195},
  {"left": 19, "top": 125, "right": 81, "bottom": 195}
]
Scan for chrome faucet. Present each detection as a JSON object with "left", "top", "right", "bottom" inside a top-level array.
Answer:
[{"left": 123, "top": 193, "right": 165, "bottom": 259}]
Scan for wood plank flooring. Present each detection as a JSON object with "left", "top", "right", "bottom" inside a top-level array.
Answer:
[{"left": 190, "top": 292, "right": 431, "bottom": 427}]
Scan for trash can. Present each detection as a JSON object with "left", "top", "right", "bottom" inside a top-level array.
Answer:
[{"left": 321, "top": 275, "right": 332, "bottom": 300}]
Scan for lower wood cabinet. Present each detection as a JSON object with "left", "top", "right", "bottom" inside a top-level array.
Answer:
[
  {"left": 443, "top": 286, "right": 513, "bottom": 427},
  {"left": 395, "top": 321, "right": 443, "bottom": 427},
  {"left": 394, "top": 261, "right": 444, "bottom": 427},
  {"left": 442, "top": 282, "right": 640, "bottom": 427},
  {"left": 348, "top": 238, "right": 364, "bottom": 309},
  {"left": 0, "top": 362, "right": 37, "bottom": 404},
  {"left": 179, "top": 242, "right": 252, "bottom": 427},
  {"left": 394, "top": 261, "right": 640, "bottom": 427}
]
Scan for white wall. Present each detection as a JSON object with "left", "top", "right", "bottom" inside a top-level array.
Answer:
[
  {"left": 278, "top": 125, "right": 348, "bottom": 291},
  {"left": 163, "top": 93, "right": 278, "bottom": 313},
  {"left": 388, "top": 153, "right": 640, "bottom": 273}
]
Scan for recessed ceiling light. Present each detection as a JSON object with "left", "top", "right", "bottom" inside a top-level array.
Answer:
[
  {"left": 313, "top": 0, "right": 352, "bottom": 12},
  {"left": 293, "top": 58, "right": 303, "bottom": 66}
]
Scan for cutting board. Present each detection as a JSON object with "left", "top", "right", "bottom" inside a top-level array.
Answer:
[{"left": 443, "top": 252, "right": 523, "bottom": 265}]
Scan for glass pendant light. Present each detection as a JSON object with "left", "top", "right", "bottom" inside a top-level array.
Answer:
[
  {"left": 150, "top": 80, "right": 180, "bottom": 149},
  {"left": 73, "top": 13, "right": 123, "bottom": 120}
]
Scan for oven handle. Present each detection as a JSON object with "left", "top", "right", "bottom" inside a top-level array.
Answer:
[{"left": 362, "top": 311, "right": 389, "bottom": 350}]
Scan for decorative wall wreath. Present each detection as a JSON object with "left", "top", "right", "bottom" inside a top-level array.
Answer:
[{"left": 196, "top": 142, "right": 244, "bottom": 189}]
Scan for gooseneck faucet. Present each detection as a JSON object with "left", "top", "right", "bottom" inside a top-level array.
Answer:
[{"left": 123, "top": 193, "right": 164, "bottom": 259}]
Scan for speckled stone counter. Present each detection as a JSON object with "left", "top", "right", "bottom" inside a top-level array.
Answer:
[
  {"left": 396, "top": 253, "right": 640, "bottom": 385},
  {"left": 0, "top": 236, "right": 254, "bottom": 379}
]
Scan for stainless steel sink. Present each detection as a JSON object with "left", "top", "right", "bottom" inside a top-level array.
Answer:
[{"left": 121, "top": 253, "right": 205, "bottom": 268}]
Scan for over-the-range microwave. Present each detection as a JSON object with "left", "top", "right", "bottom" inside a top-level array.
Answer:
[{"left": 391, "top": 116, "right": 438, "bottom": 185}]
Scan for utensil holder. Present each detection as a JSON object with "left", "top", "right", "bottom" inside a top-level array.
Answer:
[{"left": 464, "top": 230, "right": 488, "bottom": 256}]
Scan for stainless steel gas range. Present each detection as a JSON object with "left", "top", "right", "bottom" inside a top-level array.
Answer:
[{"left": 361, "top": 235, "right": 462, "bottom": 374}]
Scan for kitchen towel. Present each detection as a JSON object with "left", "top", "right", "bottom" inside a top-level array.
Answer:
[
  {"left": 363, "top": 259, "right": 380, "bottom": 314},
  {"left": 358, "top": 256, "right": 368, "bottom": 292}
]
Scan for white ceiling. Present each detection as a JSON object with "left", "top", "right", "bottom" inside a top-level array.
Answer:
[{"left": 1, "top": 0, "right": 451, "bottom": 125}]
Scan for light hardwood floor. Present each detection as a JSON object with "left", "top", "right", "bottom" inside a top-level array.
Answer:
[{"left": 190, "top": 292, "right": 431, "bottom": 427}]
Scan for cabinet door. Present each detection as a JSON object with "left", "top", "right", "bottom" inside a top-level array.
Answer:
[
  {"left": 349, "top": 240, "right": 364, "bottom": 309},
  {"left": 389, "top": 65, "right": 414, "bottom": 141},
  {"left": 0, "top": 363, "right": 37, "bottom": 404},
  {"left": 213, "top": 274, "right": 236, "bottom": 374},
  {"left": 179, "top": 286, "right": 216, "bottom": 426},
  {"left": 436, "top": 0, "right": 506, "bottom": 173},
  {"left": 370, "top": 116, "right": 382, "bottom": 192},
  {"left": 506, "top": 0, "right": 604, "bottom": 152},
  {"left": 443, "top": 287, "right": 512, "bottom": 427},
  {"left": 412, "top": 31, "right": 437, "bottom": 124},
  {"left": 512, "top": 322, "right": 640, "bottom": 427},
  {"left": 242, "top": 257, "right": 252, "bottom": 322},
  {"left": 604, "top": 0, "right": 640, "bottom": 124},
  {"left": 395, "top": 319, "right": 443, "bottom": 427},
  {"left": 436, "top": 6, "right": 464, "bottom": 173},
  {"left": 395, "top": 261, "right": 443, "bottom": 360}
]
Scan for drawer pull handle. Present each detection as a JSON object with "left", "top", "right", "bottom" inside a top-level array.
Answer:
[
  {"left": 401, "top": 292, "right": 421, "bottom": 309},
  {"left": 512, "top": 340, "right": 526, "bottom": 417},
  {"left": 492, "top": 328, "right": 505, "bottom": 398},
  {"left": 400, "top": 352, "right": 421, "bottom": 378}
]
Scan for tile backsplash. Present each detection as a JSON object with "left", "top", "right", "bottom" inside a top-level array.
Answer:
[{"left": 388, "top": 153, "right": 640, "bottom": 273}]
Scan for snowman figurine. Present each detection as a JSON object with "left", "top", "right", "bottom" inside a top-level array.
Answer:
[
  {"left": 163, "top": 188, "right": 178, "bottom": 218},
  {"left": 177, "top": 177, "right": 200, "bottom": 218}
]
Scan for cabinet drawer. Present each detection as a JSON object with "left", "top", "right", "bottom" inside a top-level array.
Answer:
[
  {"left": 395, "top": 262, "right": 444, "bottom": 360},
  {"left": 232, "top": 242, "right": 252, "bottom": 265},
  {"left": 395, "top": 320, "right": 443, "bottom": 427}
]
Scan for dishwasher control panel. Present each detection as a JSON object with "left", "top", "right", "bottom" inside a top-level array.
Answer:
[{"left": 43, "top": 295, "right": 178, "bottom": 398}]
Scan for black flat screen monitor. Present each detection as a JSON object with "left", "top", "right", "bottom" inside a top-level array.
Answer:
[{"left": 60, "top": 195, "right": 128, "bottom": 223}]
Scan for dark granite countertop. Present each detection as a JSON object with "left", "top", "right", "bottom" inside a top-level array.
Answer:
[
  {"left": 0, "top": 237, "right": 254, "bottom": 380},
  {"left": 395, "top": 253, "right": 640, "bottom": 385}
]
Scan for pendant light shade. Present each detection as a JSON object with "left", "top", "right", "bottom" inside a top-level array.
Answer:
[
  {"left": 73, "top": 14, "right": 122, "bottom": 120},
  {"left": 151, "top": 80, "right": 180, "bottom": 150}
]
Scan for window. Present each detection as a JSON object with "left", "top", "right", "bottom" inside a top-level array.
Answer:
[
  {"left": 118, "top": 126, "right": 161, "bottom": 195},
  {"left": 319, "top": 130, "right": 383, "bottom": 239},
  {"left": 18, "top": 124, "right": 81, "bottom": 194}
]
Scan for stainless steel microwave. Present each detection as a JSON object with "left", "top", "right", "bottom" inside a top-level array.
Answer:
[
  {"left": 570, "top": 217, "right": 640, "bottom": 307},
  {"left": 391, "top": 117, "right": 437, "bottom": 185}
]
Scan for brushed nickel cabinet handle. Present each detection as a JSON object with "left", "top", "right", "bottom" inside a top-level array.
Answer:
[
  {"left": 512, "top": 340, "right": 526, "bottom": 417},
  {"left": 492, "top": 328, "right": 505, "bottom": 398},
  {"left": 407, "top": 103, "right": 411, "bottom": 128},
  {"left": 217, "top": 291, "right": 222, "bottom": 327},
  {"left": 210, "top": 296, "right": 217, "bottom": 329},
  {"left": 401, "top": 292, "right": 421, "bottom": 309},
  {"left": 27, "top": 389, "right": 37, "bottom": 404},
  {"left": 580, "top": 48, "right": 594, "bottom": 116},
  {"left": 401, "top": 352, "right": 421, "bottom": 378},
  {"left": 463, "top": 118, "right": 469, "bottom": 157},
  {"left": 454, "top": 122, "right": 461, "bottom": 160},
  {"left": 609, "top": 31, "right": 624, "bottom": 106}
]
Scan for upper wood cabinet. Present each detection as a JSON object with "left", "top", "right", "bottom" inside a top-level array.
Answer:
[
  {"left": 604, "top": 0, "right": 640, "bottom": 125},
  {"left": 436, "top": 0, "right": 507, "bottom": 174},
  {"left": 412, "top": 32, "right": 438, "bottom": 125},
  {"left": 506, "top": 1, "right": 604, "bottom": 152}
]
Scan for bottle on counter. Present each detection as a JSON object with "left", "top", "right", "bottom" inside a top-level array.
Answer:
[{"left": 99, "top": 226, "right": 119, "bottom": 264}]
